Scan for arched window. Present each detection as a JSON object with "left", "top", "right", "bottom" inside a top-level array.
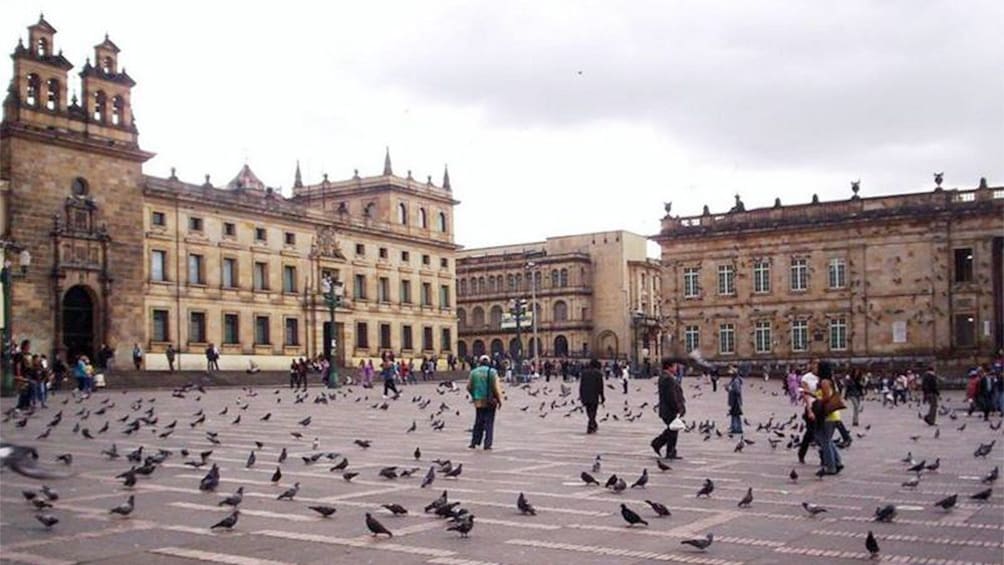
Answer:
[
  {"left": 102, "top": 56, "right": 113, "bottom": 74},
  {"left": 490, "top": 339, "right": 504, "bottom": 357},
  {"left": 507, "top": 274, "right": 514, "bottom": 291},
  {"left": 471, "top": 307, "right": 485, "bottom": 328},
  {"left": 554, "top": 335, "right": 569, "bottom": 357},
  {"left": 509, "top": 337, "right": 522, "bottom": 358},
  {"left": 36, "top": 37, "right": 47, "bottom": 57},
  {"left": 553, "top": 300, "right": 568, "bottom": 322},
  {"left": 551, "top": 269, "right": 559, "bottom": 287},
  {"left": 515, "top": 274, "right": 522, "bottom": 291},
  {"left": 457, "top": 340, "right": 468, "bottom": 360},
  {"left": 560, "top": 268, "right": 569, "bottom": 287},
  {"left": 459, "top": 279, "right": 467, "bottom": 296},
  {"left": 470, "top": 277, "right": 478, "bottom": 295},
  {"left": 71, "top": 177, "right": 89, "bottom": 196},
  {"left": 93, "top": 91, "right": 107, "bottom": 122},
  {"left": 111, "top": 95, "right": 124, "bottom": 125},
  {"left": 419, "top": 208, "right": 428, "bottom": 228},
  {"left": 490, "top": 305, "right": 503, "bottom": 329},
  {"left": 488, "top": 276, "right": 495, "bottom": 293},
  {"left": 477, "top": 276, "right": 485, "bottom": 294},
  {"left": 533, "top": 271, "right": 541, "bottom": 289},
  {"left": 437, "top": 212, "right": 447, "bottom": 232},
  {"left": 25, "top": 73, "right": 40, "bottom": 106},
  {"left": 397, "top": 203, "right": 408, "bottom": 225},
  {"left": 457, "top": 308, "right": 467, "bottom": 328},
  {"left": 472, "top": 340, "right": 486, "bottom": 357},
  {"left": 45, "top": 78, "right": 59, "bottom": 111}
]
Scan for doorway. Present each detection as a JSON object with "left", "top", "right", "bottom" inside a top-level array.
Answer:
[{"left": 63, "top": 285, "right": 95, "bottom": 362}]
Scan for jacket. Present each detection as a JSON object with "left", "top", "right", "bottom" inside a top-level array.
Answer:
[
  {"left": 467, "top": 365, "right": 503, "bottom": 409},
  {"left": 727, "top": 376, "right": 743, "bottom": 416},
  {"left": 579, "top": 368, "right": 605, "bottom": 405},
  {"left": 921, "top": 372, "right": 939, "bottom": 396},
  {"left": 657, "top": 372, "right": 685, "bottom": 424}
]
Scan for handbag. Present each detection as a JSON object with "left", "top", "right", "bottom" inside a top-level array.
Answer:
[
  {"left": 486, "top": 369, "right": 500, "bottom": 408},
  {"left": 668, "top": 416, "right": 685, "bottom": 431},
  {"left": 821, "top": 392, "right": 846, "bottom": 416}
]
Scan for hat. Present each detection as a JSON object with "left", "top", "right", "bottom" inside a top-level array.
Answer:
[
  {"left": 801, "top": 372, "right": 819, "bottom": 392},
  {"left": 478, "top": 354, "right": 491, "bottom": 363}
]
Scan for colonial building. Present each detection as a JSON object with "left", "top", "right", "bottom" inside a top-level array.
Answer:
[
  {"left": 0, "top": 17, "right": 458, "bottom": 371},
  {"left": 655, "top": 180, "right": 1004, "bottom": 370},
  {"left": 456, "top": 231, "right": 662, "bottom": 365}
]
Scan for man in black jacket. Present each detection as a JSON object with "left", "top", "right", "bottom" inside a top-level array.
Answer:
[
  {"left": 651, "top": 358, "right": 686, "bottom": 459},
  {"left": 921, "top": 367, "right": 940, "bottom": 426},
  {"left": 579, "top": 358, "right": 605, "bottom": 434}
]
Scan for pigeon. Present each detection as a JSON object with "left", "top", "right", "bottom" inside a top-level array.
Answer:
[
  {"left": 444, "top": 463, "right": 463, "bottom": 478},
  {"left": 32, "top": 498, "right": 53, "bottom": 510},
  {"left": 271, "top": 467, "right": 282, "bottom": 483},
  {"left": 620, "top": 503, "right": 648, "bottom": 527},
  {"left": 421, "top": 466, "right": 436, "bottom": 488},
  {"left": 260, "top": 412, "right": 271, "bottom": 421},
  {"left": 517, "top": 493, "right": 536, "bottom": 516},
  {"left": 802, "top": 502, "right": 827, "bottom": 516},
  {"left": 975, "top": 440, "right": 995, "bottom": 458},
  {"left": 414, "top": 447, "right": 421, "bottom": 460},
  {"left": 218, "top": 487, "right": 244, "bottom": 507},
  {"left": 23, "top": 489, "right": 38, "bottom": 501},
  {"left": 245, "top": 451, "right": 256, "bottom": 468},
  {"left": 901, "top": 451, "right": 914, "bottom": 464},
  {"left": 36, "top": 513, "right": 59, "bottom": 528},
  {"left": 278, "top": 448, "right": 287, "bottom": 463},
  {"left": 640, "top": 499, "right": 669, "bottom": 517},
  {"left": 925, "top": 458, "right": 940, "bottom": 472},
  {"left": 982, "top": 466, "right": 999, "bottom": 484},
  {"left": 109, "top": 495, "right": 135, "bottom": 517},
  {"left": 604, "top": 474, "right": 619, "bottom": 488},
  {"left": 737, "top": 487, "right": 753, "bottom": 508},
  {"left": 379, "top": 466, "right": 399, "bottom": 480},
  {"left": 309, "top": 505, "right": 337, "bottom": 517},
  {"left": 330, "top": 458, "right": 349, "bottom": 471},
  {"left": 789, "top": 468, "right": 799, "bottom": 482},
  {"left": 446, "top": 514, "right": 474, "bottom": 538},
  {"left": 382, "top": 503, "right": 408, "bottom": 516},
  {"left": 865, "top": 530, "right": 880, "bottom": 559},
  {"left": 55, "top": 453, "right": 72, "bottom": 465},
  {"left": 970, "top": 488, "right": 992, "bottom": 501},
  {"left": 425, "top": 490, "right": 448, "bottom": 513},
  {"left": 874, "top": 504, "right": 897, "bottom": 522},
  {"left": 343, "top": 472, "right": 359, "bottom": 482},
  {"left": 907, "top": 460, "right": 926, "bottom": 473},
  {"left": 354, "top": 439, "right": 372, "bottom": 448},
  {"left": 277, "top": 482, "right": 300, "bottom": 500},
  {"left": 407, "top": 421, "right": 416, "bottom": 433},
  {"left": 610, "top": 478, "right": 627, "bottom": 493},
  {"left": 199, "top": 464, "right": 220, "bottom": 492},
  {"left": 656, "top": 459, "right": 671, "bottom": 472},
  {"left": 40, "top": 485, "right": 58, "bottom": 501},
  {"left": 581, "top": 471, "right": 600, "bottom": 486},
  {"left": 681, "top": 533, "right": 713, "bottom": 551},
  {"left": 934, "top": 494, "right": 957, "bottom": 511},
  {"left": 696, "top": 479, "right": 714, "bottom": 498},
  {"left": 366, "top": 512, "right": 393, "bottom": 537},
  {"left": 102, "top": 444, "right": 120, "bottom": 459},
  {"left": 902, "top": 475, "right": 920, "bottom": 489},
  {"left": 630, "top": 469, "right": 649, "bottom": 488},
  {"left": 210, "top": 510, "right": 239, "bottom": 530}
]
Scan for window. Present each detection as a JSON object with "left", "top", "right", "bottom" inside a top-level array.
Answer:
[
  {"left": 379, "top": 323, "right": 392, "bottom": 349},
  {"left": 402, "top": 325, "right": 413, "bottom": 350},
  {"left": 151, "top": 211, "right": 166, "bottom": 226},
  {"left": 828, "top": 258, "right": 846, "bottom": 289},
  {"left": 954, "top": 314, "right": 976, "bottom": 347},
  {"left": 400, "top": 251, "right": 410, "bottom": 263},
  {"left": 189, "top": 312, "right": 207, "bottom": 343},
  {"left": 400, "top": 279, "right": 412, "bottom": 304},
  {"left": 829, "top": 317, "right": 847, "bottom": 351},
  {"left": 378, "top": 277, "right": 390, "bottom": 303},
  {"left": 419, "top": 208, "right": 428, "bottom": 228},
  {"left": 553, "top": 300, "right": 568, "bottom": 322},
  {"left": 222, "top": 258, "right": 236, "bottom": 288},
  {"left": 422, "top": 254, "right": 431, "bottom": 267},
  {"left": 954, "top": 248, "right": 974, "bottom": 283},
  {"left": 35, "top": 37, "right": 47, "bottom": 57},
  {"left": 152, "top": 310, "right": 169, "bottom": 342},
  {"left": 440, "top": 257, "right": 449, "bottom": 269},
  {"left": 284, "top": 232, "right": 296, "bottom": 246},
  {"left": 355, "top": 322, "right": 369, "bottom": 349},
  {"left": 150, "top": 250, "right": 166, "bottom": 282},
  {"left": 683, "top": 267, "right": 700, "bottom": 298},
  {"left": 472, "top": 307, "right": 485, "bottom": 328},
  {"left": 284, "top": 318, "right": 300, "bottom": 346},
  {"left": 255, "top": 227, "right": 267, "bottom": 242},
  {"left": 45, "top": 78, "right": 59, "bottom": 111},
  {"left": 223, "top": 314, "right": 239, "bottom": 344},
  {"left": 223, "top": 222, "right": 236, "bottom": 237},
  {"left": 92, "top": 91, "right": 106, "bottom": 122},
  {"left": 717, "top": 265, "right": 735, "bottom": 296},
  {"left": 753, "top": 261, "right": 770, "bottom": 293},
  {"left": 398, "top": 203, "right": 408, "bottom": 225},
  {"left": 437, "top": 212, "right": 447, "bottom": 232},
  {"left": 790, "top": 257, "right": 808, "bottom": 291},
  {"left": 111, "top": 95, "right": 123, "bottom": 126},
  {"left": 379, "top": 247, "right": 388, "bottom": 259},
  {"left": 439, "top": 285, "right": 450, "bottom": 308},
  {"left": 71, "top": 177, "right": 88, "bottom": 197},
  {"left": 559, "top": 269, "right": 569, "bottom": 287},
  {"left": 533, "top": 271, "right": 542, "bottom": 289},
  {"left": 188, "top": 254, "right": 204, "bottom": 284},
  {"left": 490, "top": 305, "right": 503, "bottom": 328},
  {"left": 355, "top": 243, "right": 365, "bottom": 256},
  {"left": 684, "top": 325, "right": 700, "bottom": 353},
  {"left": 354, "top": 274, "right": 367, "bottom": 300},
  {"left": 188, "top": 216, "right": 203, "bottom": 232},
  {"left": 551, "top": 270, "right": 559, "bottom": 287},
  {"left": 791, "top": 320, "right": 808, "bottom": 352},
  {"left": 441, "top": 328, "right": 452, "bottom": 352},
  {"left": 282, "top": 266, "right": 297, "bottom": 293},
  {"left": 423, "top": 327, "right": 434, "bottom": 351},
  {"left": 719, "top": 323, "right": 735, "bottom": 354},
  {"left": 253, "top": 262, "right": 268, "bottom": 291},
  {"left": 507, "top": 274, "right": 515, "bottom": 290},
  {"left": 421, "top": 282, "right": 432, "bottom": 306},
  {"left": 25, "top": 73, "right": 40, "bottom": 106},
  {"left": 754, "top": 320, "right": 772, "bottom": 353},
  {"left": 459, "top": 279, "right": 467, "bottom": 296},
  {"left": 255, "top": 316, "right": 270, "bottom": 345}
]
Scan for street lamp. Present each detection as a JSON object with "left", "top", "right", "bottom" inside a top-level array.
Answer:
[
  {"left": 1, "top": 244, "right": 30, "bottom": 396},
  {"left": 509, "top": 297, "right": 528, "bottom": 379},
  {"left": 526, "top": 261, "right": 539, "bottom": 375},
  {"left": 321, "top": 273, "right": 344, "bottom": 389},
  {"left": 631, "top": 310, "right": 644, "bottom": 374}
]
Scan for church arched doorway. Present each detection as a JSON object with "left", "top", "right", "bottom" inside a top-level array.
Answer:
[{"left": 63, "top": 285, "right": 96, "bottom": 362}]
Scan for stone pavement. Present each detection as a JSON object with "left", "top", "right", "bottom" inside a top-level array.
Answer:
[{"left": 1, "top": 377, "right": 1001, "bottom": 565}]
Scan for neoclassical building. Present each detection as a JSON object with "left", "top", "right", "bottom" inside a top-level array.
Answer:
[
  {"left": 456, "top": 231, "right": 662, "bottom": 365},
  {"left": 1, "top": 17, "right": 458, "bottom": 370},
  {"left": 655, "top": 181, "right": 1004, "bottom": 370}
]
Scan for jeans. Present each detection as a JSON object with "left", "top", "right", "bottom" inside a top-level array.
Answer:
[
  {"left": 584, "top": 402, "right": 598, "bottom": 433},
  {"left": 848, "top": 396, "right": 862, "bottom": 426},
  {"left": 729, "top": 414, "right": 742, "bottom": 435},
  {"left": 383, "top": 379, "right": 399, "bottom": 398},
  {"left": 815, "top": 421, "right": 841, "bottom": 473},
  {"left": 925, "top": 394, "right": 938, "bottom": 425},
  {"left": 31, "top": 380, "right": 47, "bottom": 406},
  {"left": 471, "top": 407, "right": 497, "bottom": 448}
]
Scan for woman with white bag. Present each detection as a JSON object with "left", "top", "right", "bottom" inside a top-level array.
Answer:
[{"left": 650, "top": 358, "right": 687, "bottom": 460}]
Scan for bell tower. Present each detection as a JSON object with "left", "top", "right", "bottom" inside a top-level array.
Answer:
[
  {"left": 4, "top": 14, "right": 73, "bottom": 122},
  {"left": 79, "top": 33, "right": 137, "bottom": 143}
]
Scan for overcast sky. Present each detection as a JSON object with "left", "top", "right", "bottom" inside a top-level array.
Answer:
[{"left": 3, "top": 1, "right": 1001, "bottom": 253}]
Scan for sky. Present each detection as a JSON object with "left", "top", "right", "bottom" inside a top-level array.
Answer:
[{"left": 2, "top": 1, "right": 1001, "bottom": 254}]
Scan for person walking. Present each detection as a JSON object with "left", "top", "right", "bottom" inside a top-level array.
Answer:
[
  {"left": 797, "top": 371, "right": 819, "bottom": 465},
  {"left": 726, "top": 367, "right": 743, "bottom": 435},
  {"left": 620, "top": 363, "right": 630, "bottom": 394},
  {"left": 12, "top": 340, "right": 33, "bottom": 412},
  {"left": 468, "top": 354, "right": 503, "bottom": 450},
  {"left": 710, "top": 370, "right": 720, "bottom": 393},
  {"left": 844, "top": 368, "right": 865, "bottom": 426},
  {"left": 651, "top": 358, "right": 686, "bottom": 460},
  {"left": 977, "top": 368, "right": 994, "bottom": 421},
  {"left": 811, "top": 377, "right": 845, "bottom": 476},
  {"left": 921, "top": 367, "right": 940, "bottom": 426},
  {"left": 165, "top": 344, "right": 176, "bottom": 372},
  {"left": 381, "top": 359, "right": 400, "bottom": 399},
  {"left": 579, "top": 359, "right": 605, "bottom": 434},
  {"left": 132, "top": 343, "right": 143, "bottom": 370}
]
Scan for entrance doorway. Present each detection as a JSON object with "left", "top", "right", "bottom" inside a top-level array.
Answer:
[{"left": 63, "top": 285, "right": 95, "bottom": 362}]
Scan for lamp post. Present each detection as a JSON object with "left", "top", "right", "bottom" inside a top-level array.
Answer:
[
  {"left": 1, "top": 244, "right": 30, "bottom": 396},
  {"left": 526, "top": 261, "right": 539, "bottom": 375},
  {"left": 509, "top": 297, "right": 527, "bottom": 378},
  {"left": 631, "top": 310, "right": 643, "bottom": 374},
  {"left": 321, "top": 273, "right": 344, "bottom": 389}
]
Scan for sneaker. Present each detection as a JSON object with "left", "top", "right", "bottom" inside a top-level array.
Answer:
[{"left": 667, "top": 453, "right": 683, "bottom": 460}]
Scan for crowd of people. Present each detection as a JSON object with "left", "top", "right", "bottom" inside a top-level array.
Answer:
[{"left": 11, "top": 339, "right": 101, "bottom": 412}]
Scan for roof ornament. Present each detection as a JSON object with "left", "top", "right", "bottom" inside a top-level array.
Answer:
[
  {"left": 442, "top": 164, "right": 451, "bottom": 191},
  {"left": 169, "top": 167, "right": 178, "bottom": 181},
  {"left": 811, "top": 193, "right": 820, "bottom": 204},
  {"left": 978, "top": 177, "right": 988, "bottom": 189},
  {"left": 933, "top": 171, "right": 944, "bottom": 189},
  {"left": 773, "top": 197, "right": 782, "bottom": 208},
  {"left": 383, "top": 147, "right": 393, "bottom": 176},
  {"left": 203, "top": 174, "right": 212, "bottom": 188},
  {"left": 293, "top": 160, "right": 303, "bottom": 189},
  {"left": 851, "top": 179, "right": 861, "bottom": 199}
]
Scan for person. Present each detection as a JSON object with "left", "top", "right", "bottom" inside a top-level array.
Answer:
[
  {"left": 74, "top": 355, "right": 93, "bottom": 396},
  {"left": 29, "top": 354, "right": 47, "bottom": 408},
  {"left": 132, "top": 343, "right": 143, "bottom": 370},
  {"left": 786, "top": 369, "right": 801, "bottom": 405},
  {"left": 205, "top": 344, "right": 216, "bottom": 373},
  {"left": 467, "top": 354, "right": 503, "bottom": 449},
  {"left": 651, "top": 358, "right": 686, "bottom": 460},
  {"left": 297, "top": 358, "right": 309, "bottom": 390},
  {"left": 811, "top": 377, "right": 844, "bottom": 476},
  {"left": 921, "top": 367, "right": 940, "bottom": 426},
  {"left": 844, "top": 368, "right": 865, "bottom": 426},
  {"left": 726, "top": 367, "right": 743, "bottom": 435},
  {"left": 797, "top": 372, "right": 819, "bottom": 465},
  {"left": 977, "top": 368, "right": 994, "bottom": 421},
  {"left": 892, "top": 372, "right": 908, "bottom": 405},
  {"left": 51, "top": 355, "right": 67, "bottom": 392},
  {"left": 165, "top": 344, "right": 176, "bottom": 372},
  {"left": 364, "top": 359, "right": 375, "bottom": 388},
  {"left": 579, "top": 358, "right": 605, "bottom": 434},
  {"left": 620, "top": 363, "right": 630, "bottom": 394},
  {"left": 710, "top": 370, "right": 720, "bottom": 392},
  {"left": 12, "top": 339, "right": 33, "bottom": 412},
  {"left": 381, "top": 359, "right": 400, "bottom": 399}
]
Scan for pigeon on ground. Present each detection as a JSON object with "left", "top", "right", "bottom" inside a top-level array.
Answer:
[
  {"left": 789, "top": 469, "right": 798, "bottom": 482},
  {"left": 581, "top": 471, "right": 600, "bottom": 486},
  {"left": 630, "top": 469, "right": 649, "bottom": 489},
  {"left": 309, "top": 505, "right": 337, "bottom": 517},
  {"left": 343, "top": 472, "right": 359, "bottom": 482},
  {"left": 970, "top": 488, "right": 992, "bottom": 501},
  {"left": 902, "top": 475, "right": 920, "bottom": 489},
  {"left": 109, "top": 495, "right": 135, "bottom": 517},
  {"left": 982, "top": 466, "right": 999, "bottom": 484},
  {"left": 802, "top": 502, "right": 827, "bottom": 516},
  {"left": 645, "top": 500, "right": 671, "bottom": 517},
  {"left": 199, "top": 464, "right": 220, "bottom": 492},
  {"left": 874, "top": 504, "right": 897, "bottom": 522},
  {"left": 425, "top": 490, "right": 448, "bottom": 513},
  {"left": 41, "top": 486, "right": 58, "bottom": 501},
  {"left": 245, "top": 451, "right": 256, "bottom": 468},
  {"left": 446, "top": 514, "right": 474, "bottom": 537},
  {"left": 218, "top": 487, "right": 244, "bottom": 507},
  {"left": 382, "top": 503, "right": 408, "bottom": 516},
  {"left": 620, "top": 504, "right": 648, "bottom": 527},
  {"left": 278, "top": 448, "right": 287, "bottom": 463},
  {"left": 865, "top": 530, "right": 880, "bottom": 559},
  {"left": 354, "top": 439, "right": 372, "bottom": 448},
  {"left": 656, "top": 459, "right": 671, "bottom": 472},
  {"left": 414, "top": 447, "right": 421, "bottom": 460},
  {"left": 56, "top": 453, "right": 72, "bottom": 465},
  {"left": 330, "top": 458, "right": 349, "bottom": 471},
  {"left": 277, "top": 482, "right": 300, "bottom": 500},
  {"left": 379, "top": 466, "right": 399, "bottom": 480},
  {"left": 934, "top": 494, "right": 957, "bottom": 511},
  {"left": 604, "top": 474, "right": 618, "bottom": 488},
  {"left": 444, "top": 463, "right": 463, "bottom": 478},
  {"left": 517, "top": 493, "right": 536, "bottom": 516},
  {"left": 907, "top": 460, "right": 926, "bottom": 473},
  {"left": 298, "top": 416, "right": 312, "bottom": 427},
  {"left": 23, "top": 489, "right": 38, "bottom": 501},
  {"left": 737, "top": 487, "right": 753, "bottom": 508},
  {"left": 32, "top": 498, "right": 53, "bottom": 510},
  {"left": 681, "top": 533, "right": 713, "bottom": 551},
  {"left": 975, "top": 440, "right": 995, "bottom": 458},
  {"left": 421, "top": 466, "right": 436, "bottom": 488},
  {"left": 271, "top": 467, "right": 282, "bottom": 483},
  {"left": 925, "top": 458, "right": 940, "bottom": 472},
  {"left": 36, "top": 513, "right": 59, "bottom": 528},
  {"left": 610, "top": 478, "right": 627, "bottom": 493},
  {"left": 366, "top": 512, "right": 393, "bottom": 537},
  {"left": 210, "top": 510, "right": 239, "bottom": 530},
  {"left": 696, "top": 479, "right": 714, "bottom": 498}
]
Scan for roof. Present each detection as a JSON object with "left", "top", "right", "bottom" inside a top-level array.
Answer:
[{"left": 226, "top": 164, "right": 266, "bottom": 191}]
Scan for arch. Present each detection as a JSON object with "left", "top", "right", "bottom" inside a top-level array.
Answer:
[
  {"left": 489, "top": 305, "right": 503, "bottom": 329},
  {"left": 488, "top": 276, "right": 496, "bottom": 293},
  {"left": 459, "top": 279, "right": 467, "bottom": 296},
  {"left": 596, "top": 330, "right": 619, "bottom": 359},
  {"left": 507, "top": 274, "right": 514, "bottom": 291},
  {"left": 509, "top": 337, "right": 523, "bottom": 358},
  {"left": 490, "top": 339, "right": 504, "bottom": 357},
  {"left": 559, "top": 268, "right": 569, "bottom": 287},
  {"left": 477, "top": 276, "right": 485, "bottom": 294},
  {"left": 364, "top": 202, "right": 376, "bottom": 217},
  {"left": 471, "top": 306, "right": 485, "bottom": 328},
  {"left": 71, "top": 177, "right": 89, "bottom": 196},
  {"left": 45, "top": 78, "right": 59, "bottom": 111},
  {"left": 25, "top": 73, "right": 40, "bottom": 106},
  {"left": 437, "top": 212, "right": 447, "bottom": 232},
  {"left": 515, "top": 273, "right": 522, "bottom": 291},
  {"left": 473, "top": 339, "right": 486, "bottom": 357},
  {"left": 553, "top": 300, "right": 568, "bottom": 322},
  {"left": 36, "top": 37, "right": 48, "bottom": 57},
  {"left": 111, "top": 95, "right": 124, "bottom": 126},
  {"left": 397, "top": 203, "right": 408, "bottom": 225},
  {"left": 528, "top": 337, "right": 543, "bottom": 358},
  {"left": 551, "top": 269, "right": 559, "bottom": 287},
  {"left": 553, "top": 335, "right": 569, "bottom": 357},
  {"left": 457, "top": 308, "right": 467, "bottom": 328},
  {"left": 63, "top": 285, "right": 97, "bottom": 362},
  {"left": 419, "top": 208, "right": 428, "bottom": 228},
  {"left": 533, "top": 271, "right": 542, "bottom": 289},
  {"left": 93, "top": 90, "right": 107, "bottom": 122},
  {"left": 457, "top": 340, "right": 468, "bottom": 360}
]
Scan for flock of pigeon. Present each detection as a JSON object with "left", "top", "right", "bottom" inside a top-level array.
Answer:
[{"left": 2, "top": 375, "right": 1002, "bottom": 561}]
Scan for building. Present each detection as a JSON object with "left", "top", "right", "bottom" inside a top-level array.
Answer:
[
  {"left": 0, "top": 17, "right": 458, "bottom": 371},
  {"left": 654, "top": 180, "right": 1004, "bottom": 370},
  {"left": 456, "top": 231, "right": 662, "bottom": 366}
]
